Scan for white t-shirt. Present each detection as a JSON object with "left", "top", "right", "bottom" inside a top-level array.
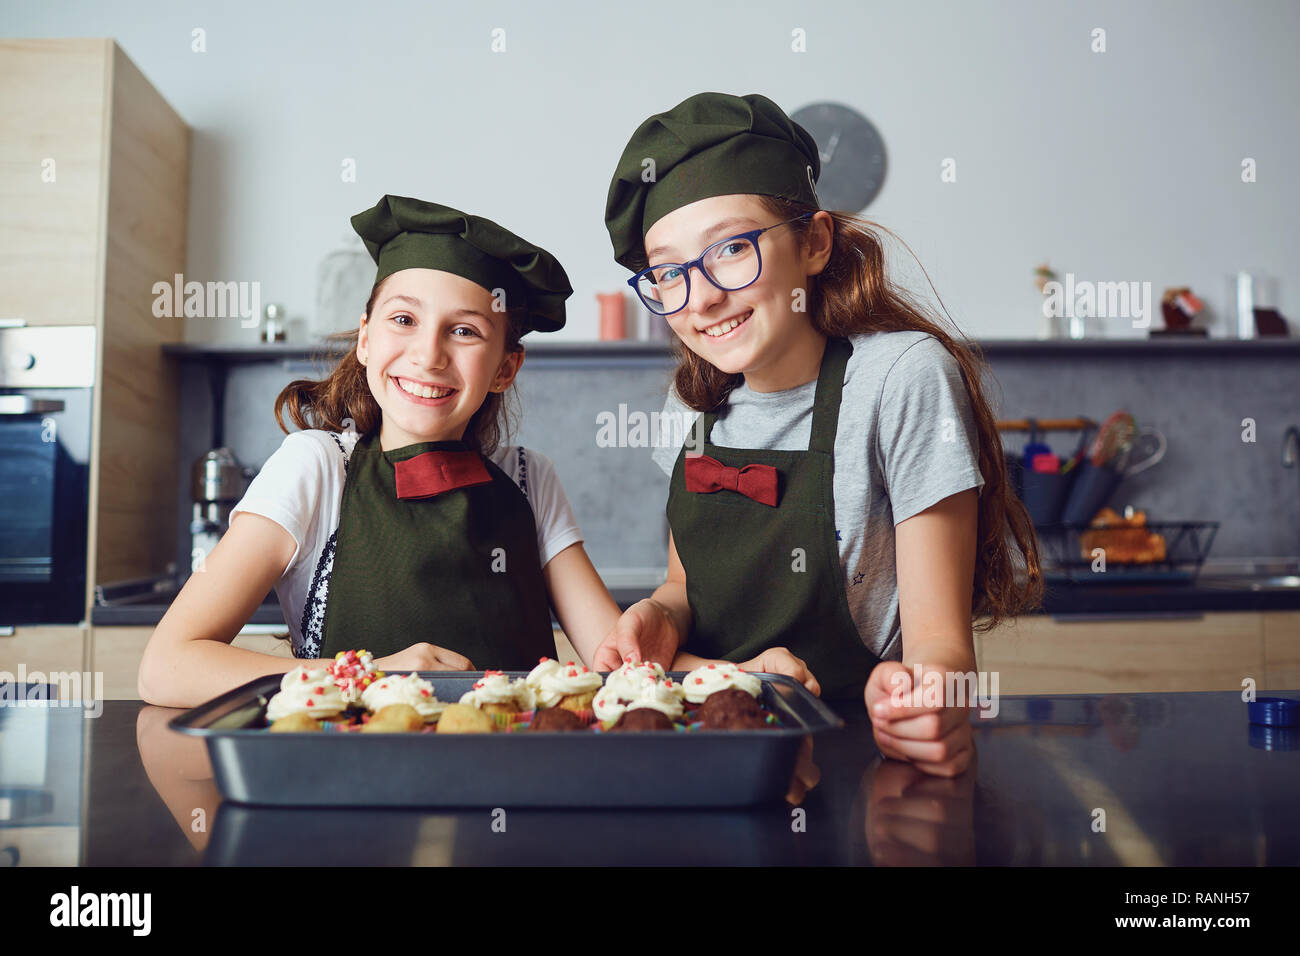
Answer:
[
  {"left": 652, "top": 330, "right": 986, "bottom": 662},
  {"left": 231, "top": 429, "right": 583, "bottom": 658}
]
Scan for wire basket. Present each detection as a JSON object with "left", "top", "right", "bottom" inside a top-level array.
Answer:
[{"left": 1035, "top": 520, "right": 1220, "bottom": 584}]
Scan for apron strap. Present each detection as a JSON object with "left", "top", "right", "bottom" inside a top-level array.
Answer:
[
  {"left": 809, "top": 337, "right": 852, "bottom": 455},
  {"left": 695, "top": 336, "right": 852, "bottom": 454}
]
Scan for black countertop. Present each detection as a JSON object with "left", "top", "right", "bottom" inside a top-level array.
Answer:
[{"left": 7, "top": 688, "right": 1296, "bottom": 866}]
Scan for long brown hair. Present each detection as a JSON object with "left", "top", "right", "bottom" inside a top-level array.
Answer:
[
  {"left": 274, "top": 277, "right": 526, "bottom": 456},
  {"left": 653, "top": 196, "right": 1043, "bottom": 629}
]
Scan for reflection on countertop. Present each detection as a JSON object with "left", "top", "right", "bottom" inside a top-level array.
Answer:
[{"left": 6, "top": 687, "right": 1291, "bottom": 866}]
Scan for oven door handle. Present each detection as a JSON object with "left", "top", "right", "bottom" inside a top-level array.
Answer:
[{"left": 0, "top": 396, "right": 65, "bottom": 415}]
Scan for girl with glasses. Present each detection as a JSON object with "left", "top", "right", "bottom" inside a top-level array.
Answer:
[{"left": 596, "top": 92, "right": 1043, "bottom": 776}]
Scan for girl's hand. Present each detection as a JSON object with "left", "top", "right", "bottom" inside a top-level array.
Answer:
[
  {"left": 592, "top": 599, "right": 681, "bottom": 671},
  {"left": 864, "top": 661, "right": 973, "bottom": 777},
  {"left": 373, "top": 643, "right": 475, "bottom": 673},
  {"left": 738, "top": 647, "right": 820, "bottom": 697}
]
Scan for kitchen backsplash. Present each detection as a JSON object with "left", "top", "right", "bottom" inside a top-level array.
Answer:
[{"left": 172, "top": 342, "right": 1300, "bottom": 581}]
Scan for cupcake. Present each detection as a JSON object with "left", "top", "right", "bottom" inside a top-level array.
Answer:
[
  {"left": 609, "top": 707, "right": 675, "bottom": 732},
  {"left": 265, "top": 665, "right": 346, "bottom": 722},
  {"left": 533, "top": 660, "right": 603, "bottom": 712},
  {"left": 361, "top": 672, "right": 447, "bottom": 724},
  {"left": 524, "top": 657, "right": 563, "bottom": 696},
  {"left": 328, "top": 649, "right": 384, "bottom": 705},
  {"left": 681, "top": 662, "right": 762, "bottom": 705},
  {"left": 697, "top": 687, "right": 768, "bottom": 730},
  {"left": 699, "top": 707, "right": 768, "bottom": 730},
  {"left": 592, "top": 660, "right": 684, "bottom": 724},
  {"left": 268, "top": 711, "right": 322, "bottom": 733},
  {"left": 436, "top": 702, "right": 496, "bottom": 734},
  {"left": 360, "top": 703, "right": 426, "bottom": 733},
  {"left": 459, "top": 670, "right": 534, "bottom": 716},
  {"left": 528, "top": 707, "right": 588, "bottom": 732}
]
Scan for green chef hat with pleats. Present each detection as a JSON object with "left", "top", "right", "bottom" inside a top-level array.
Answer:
[
  {"left": 604, "top": 92, "right": 822, "bottom": 270},
  {"left": 351, "top": 195, "right": 571, "bottom": 332}
]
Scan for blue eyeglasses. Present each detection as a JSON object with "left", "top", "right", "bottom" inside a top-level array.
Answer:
[{"left": 628, "top": 214, "right": 812, "bottom": 316}]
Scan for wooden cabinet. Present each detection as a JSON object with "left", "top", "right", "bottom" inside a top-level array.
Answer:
[
  {"left": 553, "top": 626, "right": 579, "bottom": 663},
  {"left": 90, "top": 626, "right": 294, "bottom": 701},
  {"left": 68, "top": 611, "right": 1300, "bottom": 701},
  {"left": 0, "top": 626, "right": 88, "bottom": 677},
  {"left": 1263, "top": 611, "right": 1300, "bottom": 690},
  {"left": 0, "top": 38, "right": 190, "bottom": 615},
  {"left": 0, "top": 40, "right": 107, "bottom": 327},
  {"left": 975, "top": 611, "right": 1300, "bottom": 694}
]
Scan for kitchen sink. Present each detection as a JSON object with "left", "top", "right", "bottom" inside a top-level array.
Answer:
[
  {"left": 1196, "top": 574, "right": 1300, "bottom": 592},
  {"left": 1195, "top": 558, "right": 1300, "bottom": 591}
]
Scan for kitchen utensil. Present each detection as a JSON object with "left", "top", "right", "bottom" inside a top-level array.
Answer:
[
  {"left": 260, "top": 303, "right": 286, "bottom": 343},
  {"left": 189, "top": 448, "right": 256, "bottom": 574},
  {"left": 1036, "top": 519, "right": 1220, "bottom": 583},
  {"left": 1059, "top": 459, "right": 1124, "bottom": 526},
  {"left": 597, "top": 291, "right": 627, "bottom": 340},
  {"left": 1060, "top": 425, "right": 1095, "bottom": 474},
  {"left": 1112, "top": 427, "right": 1167, "bottom": 477},
  {"left": 1088, "top": 411, "right": 1136, "bottom": 467},
  {"left": 1022, "top": 418, "right": 1051, "bottom": 463},
  {"left": 170, "top": 672, "right": 843, "bottom": 808},
  {"left": 1021, "top": 461, "right": 1078, "bottom": 525}
]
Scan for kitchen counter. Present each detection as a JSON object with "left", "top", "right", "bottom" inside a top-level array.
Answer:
[
  {"left": 89, "top": 586, "right": 662, "bottom": 627},
  {"left": 89, "top": 576, "right": 1300, "bottom": 627},
  {"left": 7, "top": 688, "right": 1296, "bottom": 866}
]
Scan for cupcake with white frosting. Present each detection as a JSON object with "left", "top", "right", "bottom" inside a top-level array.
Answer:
[
  {"left": 459, "top": 670, "right": 534, "bottom": 725},
  {"left": 593, "top": 660, "right": 684, "bottom": 724},
  {"left": 532, "top": 659, "right": 603, "bottom": 713},
  {"left": 524, "top": 657, "right": 563, "bottom": 698},
  {"left": 681, "top": 663, "right": 762, "bottom": 705},
  {"left": 266, "top": 665, "right": 347, "bottom": 724},
  {"left": 328, "top": 648, "right": 384, "bottom": 705},
  {"left": 361, "top": 672, "right": 447, "bottom": 724}
]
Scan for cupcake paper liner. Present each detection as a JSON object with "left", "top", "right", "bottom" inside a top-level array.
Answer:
[{"left": 267, "top": 706, "right": 780, "bottom": 733}]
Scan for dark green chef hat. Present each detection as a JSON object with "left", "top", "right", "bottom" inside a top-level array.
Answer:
[
  {"left": 351, "top": 195, "right": 571, "bottom": 332},
  {"left": 604, "top": 92, "right": 822, "bottom": 270}
]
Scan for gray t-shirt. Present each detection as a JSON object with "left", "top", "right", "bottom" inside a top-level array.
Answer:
[{"left": 652, "top": 330, "right": 985, "bottom": 662}]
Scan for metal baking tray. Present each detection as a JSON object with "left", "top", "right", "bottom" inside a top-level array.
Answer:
[{"left": 169, "top": 671, "right": 843, "bottom": 808}]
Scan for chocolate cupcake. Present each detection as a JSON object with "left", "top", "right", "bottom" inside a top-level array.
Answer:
[
  {"left": 700, "top": 707, "right": 769, "bottom": 730},
  {"left": 529, "top": 706, "right": 588, "bottom": 732},
  {"left": 696, "top": 688, "right": 769, "bottom": 729},
  {"left": 609, "top": 707, "right": 675, "bottom": 732},
  {"left": 698, "top": 687, "right": 762, "bottom": 718}
]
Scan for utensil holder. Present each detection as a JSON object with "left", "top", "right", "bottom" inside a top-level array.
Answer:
[
  {"left": 1021, "top": 466, "right": 1079, "bottom": 526},
  {"left": 1060, "top": 460, "right": 1123, "bottom": 525}
]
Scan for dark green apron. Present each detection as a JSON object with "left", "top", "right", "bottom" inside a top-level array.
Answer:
[
  {"left": 319, "top": 433, "right": 555, "bottom": 666},
  {"left": 666, "top": 336, "right": 881, "bottom": 699}
]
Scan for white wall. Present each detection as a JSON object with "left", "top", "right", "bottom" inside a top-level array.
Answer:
[{"left": 5, "top": 0, "right": 1297, "bottom": 342}]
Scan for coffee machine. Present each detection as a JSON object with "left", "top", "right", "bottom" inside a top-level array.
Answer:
[{"left": 189, "top": 447, "right": 255, "bottom": 576}]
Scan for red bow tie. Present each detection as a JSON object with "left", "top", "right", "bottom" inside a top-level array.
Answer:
[
  {"left": 684, "top": 454, "right": 779, "bottom": 506},
  {"left": 393, "top": 449, "right": 493, "bottom": 500}
]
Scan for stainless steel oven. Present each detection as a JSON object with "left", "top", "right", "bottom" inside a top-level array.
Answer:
[{"left": 0, "top": 324, "right": 95, "bottom": 626}]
